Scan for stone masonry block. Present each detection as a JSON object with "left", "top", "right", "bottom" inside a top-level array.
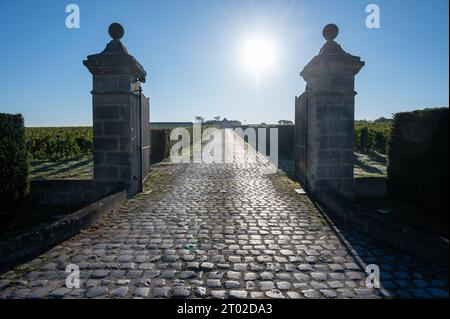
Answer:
[
  {"left": 93, "top": 95, "right": 130, "bottom": 106},
  {"left": 328, "top": 136, "right": 353, "bottom": 149},
  {"left": 342, "top": 95, "right": 355, "bottom": 105},
  {"left": 318, "top": 136, "right": 352, "bottom": 150},
  {"left": 318, "top": 136, "right": 329, "bottom": 149},
  {"left": 340, "top": 179, "right": 355, "bottom": 198},
  {"left": 118, "top": 75, "right": 135, "bottom": 91},
  {"left": 307, "top": 76, "right": 332, "bottom": 91},
  {"left": 93, "top": 75, "right": 134, "bottom": 93},
  {"left": 317, "top": 165, "right": 329, "bottom": 178},
  {"left": 103, "top": 122, "right": 129, "bottom": 136},
  {"left": 328, "top": 120, "right": 353, "bottom": 136},
  {"left": 316, "top": 106, "right": 353, "bottom": 120},
  {"left": 330, "top": 76, "right": 354, "bottom": 90},
  {"left": 93, "top": 75, "right": 119, "bottom": 93},
  {"left": 341, "top": 150, "right": 355, "bottom": 164},
  {"left": 119, "top": 137, "right": 131, "bottom": 151},
  {"left": 316, "top": 179, "right": 340, "bottom": 192},
  {"left": 329, "top": 165, "right": 353, "bottom": 179},
  {"left": 94, "top": 166, "right": 119, "bottom": 181},
  {"left": 106, "top": 152, "right": 130, "bottom": 166},
  {"left": 310, "top": 95, "right": 344, "bottom": 107},
  {"left": 94, "top": 137, "right": 119, "bottom": 151},
  {"left": 318, "top": 150, "right": 341, "bottom": 164},
  {"left": 93, "top": 122, "right": 103, "bottom": 136},
  {"left": 119, "top": 106, "right": 130, "bottom": 121},
  {"left": 93, "top": 106, "right": 120, "bottom": 120},
  {"left": 94, "top": 152, "right": 105, "bottom": 165},
  {"left": 316, "top": 120, "right": 330, "bottom": 135},
  {"left": 120, "top": 167, "right": 131, "bottom": 180}
]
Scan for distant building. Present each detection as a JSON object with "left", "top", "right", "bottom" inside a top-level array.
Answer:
[
  {"left": 205, "top": 118, "right": 242, "bottom": 128},
  {"left": 278, "top": 120, "right": 294, "bottom": 125},
  {"left": 150, "top": 122, "right": 193, "bottom": 129}
]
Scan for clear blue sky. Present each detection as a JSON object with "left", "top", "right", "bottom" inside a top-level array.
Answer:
[{"left": 0, "top": 0, "right": 448, "bottom": 126}]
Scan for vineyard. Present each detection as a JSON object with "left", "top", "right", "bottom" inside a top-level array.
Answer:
[
  {"left": 26, "top": 127, "right": 93, "bottom": 160},
  {"left": 26, "top": 125, "right": 215, "bottom": 179},
  {"left": 354, "top": 120, "right": 392, "bottom": 155},
  {"left": 26, "top": 122, "right": 392, "bottom": 161}
]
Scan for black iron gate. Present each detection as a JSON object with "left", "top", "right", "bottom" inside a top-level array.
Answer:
[
  {"left": 140, "top": 93, "right": 150, "bottom": 188},
  {"left": 294, "top": 92, "right": 307, "bottom": 185}
]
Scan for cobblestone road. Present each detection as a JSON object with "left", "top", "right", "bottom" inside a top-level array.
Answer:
[{"left": 0, "top": 131, "right": 448, "bottom": 299}]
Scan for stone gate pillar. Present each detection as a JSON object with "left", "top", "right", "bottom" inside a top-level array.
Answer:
[
  {"left": 299, "top": 24, "right": 364, "bottom": 198},
  {"left": 84, "top": 23, "right": 147, "bottom": 197}
]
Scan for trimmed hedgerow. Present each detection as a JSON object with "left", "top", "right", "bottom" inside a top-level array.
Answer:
[
  {"left": 387, "top": 107, "right": 449, "bottom": 219},
  {"left": 0, "top": 113, "right": 29, "bottom": 209},
  {"left": 150, "top": 125, "right": 213, "bottom": 164},
  {"left": 150, "top": 129, "right": 173, "bottom": 164}
]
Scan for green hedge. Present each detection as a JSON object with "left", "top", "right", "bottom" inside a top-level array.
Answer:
[
  {"left": 150, "top": 125, "right": 211, "bottom": 164},
  {"left": 150, "top": 129, "right": 173, "bottom": 163},
  {"left": 0, "top": 113, "right": 29, "bottom": 209},
  {"left": 387, "top": 108, "right": 449, "bottom": 218}
]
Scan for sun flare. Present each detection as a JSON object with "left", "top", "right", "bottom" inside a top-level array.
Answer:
[{"left": 240, "top": 34, "right": 277, "bottom": 78}]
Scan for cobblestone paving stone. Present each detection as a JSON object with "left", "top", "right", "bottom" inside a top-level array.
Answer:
[{"left": 0, "top": 131, "right": 448, "bottom": 299}]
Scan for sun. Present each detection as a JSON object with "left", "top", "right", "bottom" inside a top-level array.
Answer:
[{"left": 240, "top": 34, "right": 277, "bottom": 78}]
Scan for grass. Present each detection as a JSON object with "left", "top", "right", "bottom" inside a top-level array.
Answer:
[
  {"left": 277, "top": 151, "right": 387, "bottom": 179},
  {"left": 30, "top": 156, "right": 93, "bottom": 180},
  {"left": 272, "top": 168, "right": 301, "bottom": 192},
  {"left": 28, "top": 151, "right": 385, "bottom": 181},
  {"left": 354, "top": 151, "right": 387, "bottom": 178},
  {"left": 142, "top": 167, "right": 169, "bottom": 194},
  {"left": 25, "top": 149, "right": 386, "bottom": 201}
]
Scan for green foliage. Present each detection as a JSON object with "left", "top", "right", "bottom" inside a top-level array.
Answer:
[
  {"left": 0, "top": 113, "right": 29, "bottom": 209},
  {"left": 26, "top": 127, "right": 93, "bottom": 160},
  {"left": 29, "top": 157, "right": 93, "bottom": 180},
  {"left": 150, "top": 125, "right": 213, "bottom": 164},
  {"left": 150, "top": 129, "right": 173, "bottom": 163},
  {"left": 25, "top": 125, "right": 207, "bottom": 164},
  {"left": 387, "top": 108, "right": 449, "bottom": 219},
  {"left": 354, "top": 121, "right": 392, "bottom": 154}
]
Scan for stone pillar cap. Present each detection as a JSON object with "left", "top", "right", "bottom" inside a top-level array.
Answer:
[
  {"left": 300, "top": 24, "right": 365, "bottom": 80},
  {"left": 109, "top": 23, "right": 124, "bottom": 40},
  {"left": 83, "top": 23, "right": 147, "bottom": 82},
  {"left": 322, "top": 24, "right": 339, "bottom": 41}
]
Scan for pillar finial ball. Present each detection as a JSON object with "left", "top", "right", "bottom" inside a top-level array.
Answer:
[
  {"left": 322, "top": 24, "right": 339, "bottom": 41},
  {"left": 109, "top": 23, "right": 124, "bottom": 40}
]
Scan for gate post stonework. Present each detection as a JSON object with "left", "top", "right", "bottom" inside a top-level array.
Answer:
[
  {"left": 295, "top": 24, "right": 364, "bottom": 199},
  {"left": 84, "top": 23, "right": 148, "bottom": 197}
]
